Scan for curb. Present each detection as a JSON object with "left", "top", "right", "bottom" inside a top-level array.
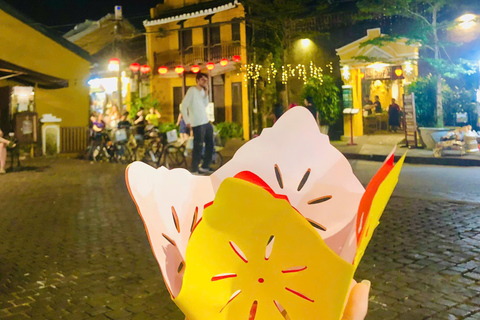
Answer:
[{"left": 342, "top": 153, "right": 480, "bottom": 167}]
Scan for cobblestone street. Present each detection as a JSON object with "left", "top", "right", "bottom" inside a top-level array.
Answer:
[{"left": 0, "top": 158, "right": 479, "bottom": 319}]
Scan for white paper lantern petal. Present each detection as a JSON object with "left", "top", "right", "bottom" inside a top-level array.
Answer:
[{"left": 126, "top": 162, "right": 215, "bottom": 297}]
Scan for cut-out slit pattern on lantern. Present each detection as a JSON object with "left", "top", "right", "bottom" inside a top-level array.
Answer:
[
  {"left": 190, "top": 206, "right": 199, "bottom": 232},
  {"left": 229, "top": 241, "right": 249, "bottom": 263},
  {"left": 297, "top": 169, "right": 311, "bottom": 192},
  {"left": 220, "top": 290, "right": 242, "bottom": 313},
  {"left": 178, "top": 262, "right": 184, "bottom": 273},
  {"left": 249, "top": 300, "right": 258, "bottom": 320},
  {"left": 273, "top": 300, "right": 289, "bottom": 319},
  {"left": 285, "top": 287, "right": 315, "bottom": 303},
  {"left": 211, "top": 273, "right": 238, "bottom": 281},
  {"left": 215, "top": 235, "right": 314, "bottom": 317},
  {"left": 274, "top": 164, "right": 284, "bottom": 189},
  {"left": 265, "top": 235, "right": 275, "bottom": 260},
  {"left": 307, "top": 195, "right": 332, "bottom": 205},
  {"left": 306, "top": 218, "right": 327, "bottom": 232},
  {"left": 171, "top": 206, "right": 180, "bottom": 233},
  {"left": 281, "top": 266, "right": 307, "bottom": 274},
  {"left": 162, "top": 233, "right": 177, "bottom": 247}
]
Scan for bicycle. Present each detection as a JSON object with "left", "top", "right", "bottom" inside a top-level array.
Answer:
[
  {"left": 111, "top": 127, "right": 136, "bottom": 164},
  {"left": 90, "top": 131, "right": 114, "bottom": 163},
  {"left": 135, "top": 127, "right": 187, "bottom": 169}
]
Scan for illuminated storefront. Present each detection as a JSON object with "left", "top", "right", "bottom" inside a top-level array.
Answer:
[
  {"left": 88, "top": 76, "right": 130, "bottom": 116},
  {"left": 336, "top": 28, "right": 419, "bottom": 137}
]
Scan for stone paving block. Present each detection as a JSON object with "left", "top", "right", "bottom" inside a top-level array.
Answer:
[{"left": 0, "top": 159, "right": 479, "bottom": 320}]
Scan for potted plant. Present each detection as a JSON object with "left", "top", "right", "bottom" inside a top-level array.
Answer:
[{"left": 301, "top": 75, "right": 341, "bottom": 134}]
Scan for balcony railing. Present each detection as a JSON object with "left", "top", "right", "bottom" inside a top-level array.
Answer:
[{"left": 154, "top": 41, "right": 242, "bottom": 68}]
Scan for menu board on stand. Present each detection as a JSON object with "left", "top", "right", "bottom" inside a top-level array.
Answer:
[{"left": 403, "top": 93, "right": 418, "bottom": 148}]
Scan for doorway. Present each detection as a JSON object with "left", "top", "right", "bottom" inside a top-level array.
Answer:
[
  {"left": 231, "top": 82, "right": 243, "bottom": 125},
  {"left": 0, "top": 86, "right": 11, "bottom": 133},
  {"left": 173, "top": 86, "right": 190, "bottom": 122}
]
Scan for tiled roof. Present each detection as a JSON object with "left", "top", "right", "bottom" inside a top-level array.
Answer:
[{"left": 144, "top": 0, "right": 239, "bottom": 27}]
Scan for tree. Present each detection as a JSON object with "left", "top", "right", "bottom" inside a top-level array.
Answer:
[
  {"left": 408, "top": 75, "right": 478, "bottom": 127},
  {"left": 357, "top": 0, "right": 476, "bottom": 127},
  {"left": 301, "top": 75, "right": 340, "bottom": 125},
  {"left": 243, "top": 0, "right": 328, "bottom": 106}
]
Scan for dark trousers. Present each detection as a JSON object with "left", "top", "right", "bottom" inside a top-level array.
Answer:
[{"left": 191, "top": 123, "right": 214, "bottom": 172}]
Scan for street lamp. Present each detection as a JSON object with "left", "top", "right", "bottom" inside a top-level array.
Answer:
[
  {"left": 458, "top": 13, "right": 477, "bottom": 30},
  {"left": 300, "top": 38, "right": 311, "bottom": 48}
]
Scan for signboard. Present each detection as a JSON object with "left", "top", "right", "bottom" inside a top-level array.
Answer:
[
  {"left": 403, "top": 93, "right": 418, "bottom": 148},
  {"left": 456, "top": 112, "right": 468, "bottom": 124},
  {"left": 342, "top": 85, "right": 353, "bottom": 109},
  {"left": 365, "top": 66, "right": 404, "bottom": 80},
  {"left": 206, "top": 102, "right": 215, "bottom": 122},
  {"left": 14, "top": 111, "right": 38, "bottom": 144}
]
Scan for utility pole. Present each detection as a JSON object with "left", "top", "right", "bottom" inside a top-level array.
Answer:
[
  {"left": 114, "top": 6, "right": 123, "bottom": 111},
  {"left": 178, "top": 21, "right": 186, "bottom": 98}
]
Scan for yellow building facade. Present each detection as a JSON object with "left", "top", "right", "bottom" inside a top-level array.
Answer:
[
  {"left": 336, "top": 28, "right": 419, "bottom": 137},
  {"left": 0, "top": 1, "right": 91, "bottom": 130},
  {"left": 145, "top": 0, "right": 249, "bottom": 139}
]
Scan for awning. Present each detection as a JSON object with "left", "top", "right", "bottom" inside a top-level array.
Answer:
[{"left": 0, "top": 59, "right": 69, "bottom": 89}]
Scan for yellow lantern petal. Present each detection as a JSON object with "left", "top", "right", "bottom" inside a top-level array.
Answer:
[{"left": 175, "top": 178, "right": 355, "bottom": 320}]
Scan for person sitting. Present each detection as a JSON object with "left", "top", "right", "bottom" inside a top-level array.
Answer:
[
  {"left": 145, "top": 107, "right": 161, "bottom": 127},
  {"left": 363, "top": 97, "right": 374, "bottom": 116},
  {"left": 118, "top": 112, "right": 131, "bottom": 130}
]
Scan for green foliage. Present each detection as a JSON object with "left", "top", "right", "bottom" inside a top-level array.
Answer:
[
  {"left": 443, "top": 86, "right": 478, "bottom": 127},
  {"left": 215, "top": 122, "right": 244, "bottom": 142},
  {"left": 301, "top": 75, "right": 340, "bottom": 125},
  {"left": 128, "top": 94, "right": 160, "bottom": 119},
  {"left": 158, "top": 122, "right": 178, "bottom": 133},
  {"left": 407, "top": 76, "right": 477, "bottom": 127},
  {"left": 406, "top": 76, "right": 439, "bottom": 127}
]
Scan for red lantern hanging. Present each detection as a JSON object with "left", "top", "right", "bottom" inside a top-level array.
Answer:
[
  {"left": 175, "top": 66, "right": 185, "bottom": 74},
  {"left": 191, "top": 65, "right": 201, "bottom": 73},
  {"left": 109, "top": 58, "right": 120, "bottom": 65},
  {"left": 206, "top": 62, "right": 215, "bottom": 70},
  {"left": 108, "top": 58, "right": 120, "bottom": 71},
  {"left": 129, "top": 63, "right": 141, "bottom": 72},
  {"left": 232, "top": 55, "right": 241, "bottom": 62},
  {"left": 220, "top": 59, "right": 229, "bottom": 67},
  {"left": 140, "top": 64, "right": 151, "bottom": 74},
  {"left": 158, "top": 66, "right": 168, "bottom": 74}
]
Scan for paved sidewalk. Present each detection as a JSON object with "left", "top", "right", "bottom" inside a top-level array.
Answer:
[
  {"left": 0, "top": 158, "right": 479, "bottom": 319},
  {"left": 221, "top": 134, "right": 480, "bottom": 168},
  {"left": 332, "top": 134, "right": 480, "bottom": 167}
]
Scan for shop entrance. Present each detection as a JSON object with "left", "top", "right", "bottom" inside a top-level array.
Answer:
[
  {"left": 361, "top": 78, "right": 404, "bottom": 134},
  {"left": 0, "top": 86, "right": 11, "bottom": 133}
]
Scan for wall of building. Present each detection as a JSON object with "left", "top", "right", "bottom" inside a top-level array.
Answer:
[
  {"left": 0, "top": 9, "right": 90, "bottom": 128},
  {"left": 146, "top": 4, "right": 250, "bottom": 139}
]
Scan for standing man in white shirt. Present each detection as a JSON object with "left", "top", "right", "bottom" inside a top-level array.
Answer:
[{"left": 180, "top": 72, "right": 214, "bottom": 174}]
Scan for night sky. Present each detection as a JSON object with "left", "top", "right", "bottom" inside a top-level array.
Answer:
[{"left": 3, "top": 0, "right": 163, "bottom": 33}]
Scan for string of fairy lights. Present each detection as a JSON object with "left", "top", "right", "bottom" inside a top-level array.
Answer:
[{"left": 245, "top": 61, "right": 333, "bottom": 85}]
